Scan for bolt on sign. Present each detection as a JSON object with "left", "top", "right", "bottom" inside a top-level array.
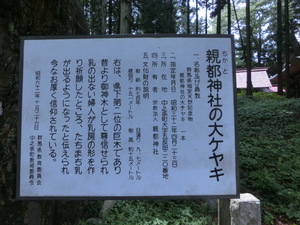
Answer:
[{"left": 17, "top": 35, "right": 239, "bottom": 199}]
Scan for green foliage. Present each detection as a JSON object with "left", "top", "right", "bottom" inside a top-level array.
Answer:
[
  {"left": 135, "top": 0, "right": 178, "bottom": 34},
  {"left": 81, "top": 200, "right": 104, "bottom": 217},
  {"left": 101, "top": 200, "right": 217, "bottom": 225},
  {"left": 229, "top": 0, "right": 299, "bottom": 72},
  {"left": 237, "top": 93, "right": 300, "bottom": 224}
]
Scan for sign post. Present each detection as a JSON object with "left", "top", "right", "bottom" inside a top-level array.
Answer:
[
  {"left": 218, "top": 199, "right": 231, "bottom": 225},
  {"left": 28, "top": 201, "right": 41, "bottom": 225},
  {"left": 18, "top": 35, "right": 239, "bottom": 200}
]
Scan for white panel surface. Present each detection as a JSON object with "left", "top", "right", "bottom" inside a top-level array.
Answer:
[{"left": 18, "top": 36, "right": 238, "bottom": 198}]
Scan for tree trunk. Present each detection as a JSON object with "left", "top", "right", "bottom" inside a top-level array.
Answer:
[
  {"left": 246, "top": 0, "right": 253, "bottom": 95},
  {"left": 205, "top": 0, "right": 208, "bottom": 34},
  {"left": 232, "top": 0, "right": 247, "bottom": 66},
  {"left": 109, "top": 0, "right": 113, "bottom": 34},
  {"left": 277, "top": 0, "right": 283, "bottom": 95},
  {"left": 101, "top": 0, "right": 107, "bottom": 34},
  {"left": 257, "top": 16, "right": 262, "bottom": 66},
  {"left": 216, "top": 0, "right": 221, "bottom": 34},
  {"left": 187, "top": 0, "right": 190, "bottom": 34},
  {"left": 120, "top": 0, "right": 132, "bottom": 34},
  {"left": 227, "top": 0, "right": 231, "bottom": 34},
  {"left": 196, "top": 0, "right": 199, "bottom": 34},
  {"left": 0, "top": 0, "right": 88, "bottom": 224},
  {"left": 284, "top": 0, "right": 291, "bottom": 97}
]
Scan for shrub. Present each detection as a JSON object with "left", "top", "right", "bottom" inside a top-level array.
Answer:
[
  {"left": 102, "top": 200, "right": 217, "bottom": 225},
  {"left": 237, "top": 93, "right": 300, "bottom": 224}
]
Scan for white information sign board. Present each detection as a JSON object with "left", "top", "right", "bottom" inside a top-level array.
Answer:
[{"left": 18, "top": 35, "right": 238, "bottom": 199}]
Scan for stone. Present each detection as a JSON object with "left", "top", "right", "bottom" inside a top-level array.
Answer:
[{"left": 230, "top": 193, "right": 261, "bottom": 225}]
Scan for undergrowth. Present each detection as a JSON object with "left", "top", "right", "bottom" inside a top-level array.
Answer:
[
  {"left": 238, "top": 92, "right": 300, "bottom": 224},
  {"left": 79, "top": 200, "right": 217, "bottom": 225},
  {"left": 101, "top": 200, "right": 217, "bottom": 225}
]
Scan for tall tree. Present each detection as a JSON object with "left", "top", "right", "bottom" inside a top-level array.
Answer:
[
  {"left": 83, "top": 0, "right": 103, "bottom": 34},
  {"left": 0, "top": 0, "right": 88, "bottom": 224},
  {"left": 136, "top": 0, "right": 177, "bottom": 33},
  {"left": 196, "top": 0, "right": 199, "bottom": 34},
  {"left": 277, "top": 0, "right": 283, "bottom": 95},
  {"left": 108, "top": 0, "right": 113, "bottom": 33},
  {"left": 210, "top": 0, "right": 227, "bottom": 34},
  {"left": 120, "top": 0, "right": 132, "bottom": 33},
  {"left": 284, "top": 0, "right": 291, "bottom": 97},
  {"left": 101, "top": 0, "right": 107, "bottom": 34},
  {"left": 250, "top": 0, "right": 269, "bottom": 67},
  {"left": 230, "top": 0, "right": 275, "bottom": 69},
  {"left": 205, "top": 0, "right": 209, "bottom": 34},
  {"left": 232, "top": 0, "right": 247, "bottom": 68},
  {"left": 216, "top": 0, "right": 222, "bottom": 34},
  {"left": 187, "top": 0, "right": 190, "bottom": 33},
  {"left": 246, "top": 0, "right": 253, "bottom": 95},
  {"left": 227, "top": 0, "right": 231, "bottom": 34}
]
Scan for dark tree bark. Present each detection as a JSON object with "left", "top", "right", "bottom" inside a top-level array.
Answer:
[
  {"left": 109, "top": 0, "right": 113, "bottom": 34},
  {"left": 101, "top": 0, "right": 108, "bottom": 34},
  {"left": 232, "top": 0, "right": 245, "bottom": 57},
  {"left": 196, "top": 0, "right": 199, "bottom": 34},
  {"left": 205, "top": 0, "right": 208, "bottom": 34},
  {"left": 227, "top": 0, "right": 231, "bottom": 34},
  {"left": 284, "top": 0, "right": 291, "bottom": 97},
  {"left": 246, "top": 0, "right": 253, "bottom": 95},
  {"left": 0, "top": 1, "right": 87, "bottom": 224},
  {"left": 216, "top": 0, "right": 221, "bottom": 34},
  {"left": 138, "top": 0, "right": 177, "bottom": 34},
  {"left": 120, "top": 0, "right": 132, "bottom": 34},
  {"left": 277, "top": 0, "right": 283, "bottom": 95},
  {"left": 187, "top": 0, "right": 190, "bottom": 34}
]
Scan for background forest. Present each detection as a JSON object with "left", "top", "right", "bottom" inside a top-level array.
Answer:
[
  {"left": 82, "top": 0, "right": 300, "bottom": 73},
  {"left": 0, "top": 0, "right": 299, "bottom": 224}
]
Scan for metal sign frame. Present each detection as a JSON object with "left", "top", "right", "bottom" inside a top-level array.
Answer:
[{"left": 17, "top": 34, "right": 239, "bottom": 200}]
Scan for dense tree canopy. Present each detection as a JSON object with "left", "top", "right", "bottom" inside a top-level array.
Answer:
[
  {"left": 135, "top": 0, "right": 177, "bottom": 33},
  {"left": 81, "top": 0, "right": 299, "bottom": 65}
]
